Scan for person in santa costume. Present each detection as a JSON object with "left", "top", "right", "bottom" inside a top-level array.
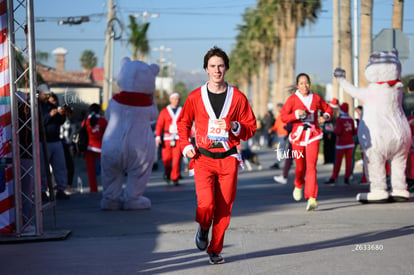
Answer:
[
  {"left": 155, "top": 92, "right": 182, "bottom": 186},
  {"left": 325, "top": 102, "right": 356, "bottom": 185},
  {"left": 280, "top": 73, "right": 333, "bottom": 211},
  {"left": 177, "top": 46, "right": 257, "bottom": 264},
  {"left": 83, "top": 103, "right": 107, "bottom": 192}
]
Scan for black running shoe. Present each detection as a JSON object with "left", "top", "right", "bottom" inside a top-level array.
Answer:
[
  {"left": 209, "top": 253, "right": 224, "bottom": 264},
  {"left": 41, "top": 192, "right": 50, "bottom": 203},
  {"left": 269, "top": 163, "right": 280, "bottom": 169},
  {"left": 324, "top": 178, "right": 336, "bottom": 185},
  {"left": 195, "top": 225, "right": 209, "bottom": 251},
  {"left": 56, "top": 190, "right": 70, "bottom": 200},
  {"left": 163, "top": 174, "right": 171, "bottom": 184}
]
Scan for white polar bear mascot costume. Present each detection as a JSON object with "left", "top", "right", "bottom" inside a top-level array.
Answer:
[
  {"left": 100, "top": 58, "right": 159, "bottom": 210},
  {"left": 334, "top": 49, "right": 411, "bottom": 203}
]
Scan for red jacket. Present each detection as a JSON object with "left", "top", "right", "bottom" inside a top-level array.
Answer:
[
  {"left": 84, "top": 115, "right": 107, "bottom": 153},
  {"left": 281, "top": 91, "right": 333, "bottom": 146},
  {"left": 271, "top": 113, "right": 288, "bottom": 136},
  {"left": 334, "top": 114, "right": 356, "bottom": 149},
  {"left": 155, "top": 105, "right": 182, "bottom": 141},
  {"left": 177, "top": 84, "right": 257, "bottom": 155}
]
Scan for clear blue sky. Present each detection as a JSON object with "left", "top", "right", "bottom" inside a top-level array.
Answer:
[{"left": 31, "top": 0, "right": 414, "bottom": 84}]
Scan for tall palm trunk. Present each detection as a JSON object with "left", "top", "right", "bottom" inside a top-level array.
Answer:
[
  {"left": 259, "top": 53, "right": 270, "bottom": 118},
  {"left": 282, "top": 1, "right": 297, "bottom": 102},
  {"left": 332, "top": 0, "right": 340, "bottom": 100},
  {"left": 272, "top": 44, "right": 282, "bottom": 112},
  {"left": 340, "top": 0, "right": 354, "bottom": 115},
  {"left": 239, "top": 78, "right": 249, "bottom": 97},
  {"left": 392, "top": 0, "right": 404, "bottom": 30},
  {"left": 359, "top": 0, "right": 373, "bottom": 88},
  {"left": 284, "top": 24, "right": 297, "bottom": 101},
  {"left": 277, "top": 37, "right": 287, "bottom": 103},
  {"left": 251, "top": 73, "right": 260, "bottom": 118}
]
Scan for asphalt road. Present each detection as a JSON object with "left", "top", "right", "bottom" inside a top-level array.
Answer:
[{"left": 1, "top": 148, "right": 414, "bottom": 275}]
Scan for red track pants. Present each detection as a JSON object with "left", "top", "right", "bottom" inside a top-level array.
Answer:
[
  {"left": 85, "top": 150, "right": 101, "bottom": 192},
  {"left": 292, "top": 141, "right": 320, "bottom": 200},
  {"left": 193, "top": 154, "right": 238, "bottom": 254},
  {"left": 331, "top": 148, "right": 353, "bottom": 179},
  {"left": 162, "top": 141, "right": 182, "bottom": 181}
]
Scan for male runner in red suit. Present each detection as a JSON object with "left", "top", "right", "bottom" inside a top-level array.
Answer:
[
  {"left": 281, "top": 73, "right": 333, "bottom": 211},
  {"left": 177, "top": 46, "right": 256, "bottom": 265},
  {"left": 155, "top": 92, "right": 182, "bottom": 185}
]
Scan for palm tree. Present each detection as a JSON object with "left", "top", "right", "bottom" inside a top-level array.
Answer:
[
  {"left": 272, "top": 0, "right": 321, "bottom": 102},
  {"left": 36, "top": 51, "right": 49, "bottom": 63},
  {"left": 271, "top": 35, "right": 282, "bottom": 113},
  {"left": 227, "top": 38, "right": 253, "bottom": 98},
  {"left": 232, "top": 8, "right": 264, "bottom": 117},
  {"left": 229, "top": 0, "right": 322, "bottom": 117},
  {"left": 392, "top": 0, "right": 403, "bottom": 30},
  {"left": 80, "top": 50, "right": 97, "bottom": 71},
  {"left": 359, "top": 0, "right": 373, "bottom": 88},
  {"left": 127, "top": 15, "right": 150, "bottom": 60},
  {"left": 249, "top": 4, "right": 276, "bottom": 117},
  {"left": 340, "top": 0, "right": 354, "bottom": 115}
]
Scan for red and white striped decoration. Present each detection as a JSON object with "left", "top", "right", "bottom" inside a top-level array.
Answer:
[{"left": 0, "top": 0, "right": 15, "bottom": 234}]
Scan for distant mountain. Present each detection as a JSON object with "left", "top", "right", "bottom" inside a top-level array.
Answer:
[{"left": 174, "top": 69, "right": 208, "bottom": 91}]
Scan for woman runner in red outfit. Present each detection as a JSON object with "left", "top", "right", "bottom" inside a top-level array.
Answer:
[{"left": 280, "top": 73, "right": 333, "bottom": 211}]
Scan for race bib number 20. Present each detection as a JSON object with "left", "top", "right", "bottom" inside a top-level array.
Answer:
[{"left": 207, "top": 119, "right": 229, "bottom": 141}]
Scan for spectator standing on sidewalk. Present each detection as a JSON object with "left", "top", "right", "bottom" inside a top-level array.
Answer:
[
  {"left": 49, "top": 94, "right": 75, "bottom": 193},
  {"left": 273, "top": 122, "right": 293, "bottom": 184},
  {"left": 60, "top": 105, "right": 76, "bottom": 193},
  {"left": 177, "top": 46, "right": 257, "bottom": 264},
  {"left": 261, "top": 110, "right": 275, "bottom": 148},
  {"left": 322, "top": 98, "right": 339, "bottom": 164},
  {"left": 38, "top": 84, "right": 69, "bottom": 201},
  {"left": 269, "top": 103, "right": 288, "bottom": 169}
]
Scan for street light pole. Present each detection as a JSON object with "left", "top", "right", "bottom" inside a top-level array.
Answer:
[
  {"left": 153, "top": 45, "right": 172, "bottom": 98},
  {"left": 103, "top": 0, "right": 115, "bottom": 111},
  {"left": 132, "top": 11, "right": 159, "bottom": 23},
  {"left": 353, "top": 0, "right": 359, "bottom": 87}
]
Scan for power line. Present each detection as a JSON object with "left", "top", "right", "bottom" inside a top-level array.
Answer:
[{"left": 17, "top": 32, "right": 414, "bottom": 43}]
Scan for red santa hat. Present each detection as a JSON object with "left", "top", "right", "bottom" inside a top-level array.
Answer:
[
  {"left": 169, "top": 92, "right": 180, "bottom": 99},
  {"left": 329, "top": 98, "right": 339, "bottom": 108},
  {"left": 340, "top": 102, "right": 349, "bottom": 114}
]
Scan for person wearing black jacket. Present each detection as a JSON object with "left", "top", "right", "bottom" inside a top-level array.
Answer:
[{"left": 38, "top": 84, "right": 69, "bottom": 201}]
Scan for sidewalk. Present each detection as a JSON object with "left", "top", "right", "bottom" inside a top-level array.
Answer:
[{"left": 1, "top": 148, "right": 414, "bottom": 275}]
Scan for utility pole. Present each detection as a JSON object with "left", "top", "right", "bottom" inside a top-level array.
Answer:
[
  {"left": 103, "top": 0, "right": 115, "bottom": 111},
  {"left": 332, "top": 0, "right": 340, "bottom": 100},
  {"left": 153, "top": 45, "right": 172, "bottom": 98},
  {"left": 392, "top": 0, "right": 404, "bottom": 31},
  {"left": 353, "top": 0, "right": 359, "bottom": 88}
]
